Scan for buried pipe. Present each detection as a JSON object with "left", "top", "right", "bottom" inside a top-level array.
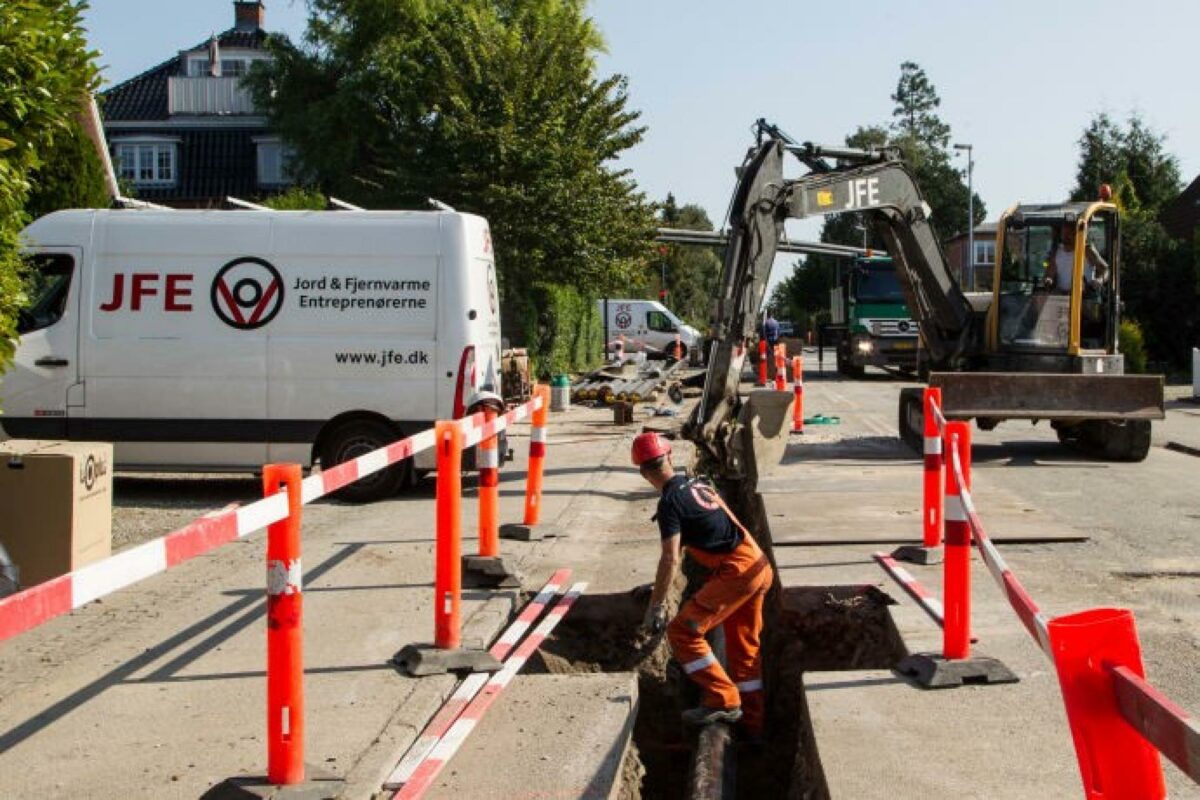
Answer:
[{"left": 688, "top": 723, "right": 736, "bottom": 799}]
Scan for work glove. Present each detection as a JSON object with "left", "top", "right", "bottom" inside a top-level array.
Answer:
[{"left": 641, "top": 602, "right": 669, "bottom": 636}]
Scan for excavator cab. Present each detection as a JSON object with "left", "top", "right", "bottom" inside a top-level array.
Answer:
[{"left": 989, "top": 203, "right": 1120, "bottom": 363}]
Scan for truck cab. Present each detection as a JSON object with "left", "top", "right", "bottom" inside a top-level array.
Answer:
[{"left": 829, "top": 255, "right": 919, "bottom": 376}]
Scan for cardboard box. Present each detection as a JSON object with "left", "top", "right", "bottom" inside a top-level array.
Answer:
[{"left": 0, "top": 440, "right": 113, "bottom": 588}]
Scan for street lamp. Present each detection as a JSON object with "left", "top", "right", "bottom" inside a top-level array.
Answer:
[{"left": 953, "top": 143, "right": 974, "bottom": 290}]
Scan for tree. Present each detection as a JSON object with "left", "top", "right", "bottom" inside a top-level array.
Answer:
[
  {"left": 656, "top": 194, "right": 721, "bottom": 327},
  {"left": 247, "top": 0, "right": 657, "bottom": 369},
  {"left": 1070, "top": 112, "right": 1194, "bottom": 368},
  {"left": 891, "top": 62, "right": 950, "bottom": 153},
  {"left": 25, "top": 121, "right": 110, "bottom": 220},
  {"left": 0, "top": 1, "right": 99, "bottom": 377}
]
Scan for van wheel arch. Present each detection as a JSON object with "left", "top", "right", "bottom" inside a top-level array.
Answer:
[{"left": 315, "top": 412, "right": 409, "bottom": 502}]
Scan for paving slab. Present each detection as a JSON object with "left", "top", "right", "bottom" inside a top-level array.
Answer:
[{"left": 424, "top": 673, "right": 638, "bottom": 800}]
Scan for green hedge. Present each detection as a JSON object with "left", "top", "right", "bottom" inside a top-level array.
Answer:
[{"left": 513, "top": 283, "right": 602, "bottom": 378}]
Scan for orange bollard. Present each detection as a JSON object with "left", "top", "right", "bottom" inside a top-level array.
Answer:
[
  {"left": 756, "top": 339, "right": 768, "bottom": 386},
  {"left": 774, "top": 344, "right": 787, "bottom": 391},
  {"left": 263, "top": 463, "right": 305, "bottom": 786},
  {"left": 942, "top": 422, "right": 972, "bottom": 660},
  {"left": 477, "top": 407, "right": 499, "bottom": 558},
  {"left": 673, "top": 334, "right": 682, "bottom": 361},
  {"left": 1048, "top": 608, "right": 1166, "bottom": 800},
  {"left": 434, "top": 421, "right": 463, "bottom": 650},
  {"left": 522, "top": 384, "right": 550, "bottom": 526},
  {"left": 792, "top": 355, "right": 804, "bottom": 433},
  {"left": 923, "top": 387, "right": 944, "bottom": 550}
]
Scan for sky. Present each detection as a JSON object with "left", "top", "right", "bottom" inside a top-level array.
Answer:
[{"left": 83, "top": 1, "right": 1200, "bottom": 291}]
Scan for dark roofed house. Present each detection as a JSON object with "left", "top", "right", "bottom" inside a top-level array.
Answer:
[
  {"left": 1160, "top": 174, "right": 1200, "bottom": 243},
  {"left": 100, "top": 1, "right": 292, "bottom": 207}
]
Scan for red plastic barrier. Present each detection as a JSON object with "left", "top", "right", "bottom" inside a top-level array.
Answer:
[
  {"left": 434, "top": 422, "right": 463, "bottom": 649},
  {"left": 792, "top": 355, "right": 804, "bottom": 433},
  {"left": 263, "top": 463, "right": 305, "bottom": 786},
  {"left": 1048, "top": 608, "right": 1166, "bottom": 799},
  {"left": 477, "top": 407, "right": 500, "bottom": 558},
  {"left": 756, "top": 339, "right": 768, "bottom": 386},
  {"left": 942, "top": 421, "right": 972, "bottom": 660},
  {"left": 923, "top": 387, "right": 944, "bottom": 549},
  {"left": 522, "top": 384, "right": 550, "bottom": 527}
]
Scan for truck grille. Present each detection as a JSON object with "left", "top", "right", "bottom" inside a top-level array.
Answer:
[{"left": 869, "top": 319, "right": 919, "bottom": 337}]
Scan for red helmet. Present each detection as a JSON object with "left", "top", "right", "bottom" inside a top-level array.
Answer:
[{"left": 631, "top": 432, "right": 672, "bottom": 466}]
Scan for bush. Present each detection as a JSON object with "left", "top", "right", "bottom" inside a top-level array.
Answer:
[
  {"left": 262, "top": 187, "right": 327, "bottom": 210},
  {"left": 1119, "top": 319, "right": 1147, "bottom": 374}
]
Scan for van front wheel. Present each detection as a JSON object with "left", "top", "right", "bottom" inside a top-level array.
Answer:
[{"left": 319, "top": 419, "right": 408, "bottom": 502}]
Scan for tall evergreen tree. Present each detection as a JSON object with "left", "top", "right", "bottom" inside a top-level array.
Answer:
[{"left": 656, "top": 194, "right": 721, "bottom": 327}]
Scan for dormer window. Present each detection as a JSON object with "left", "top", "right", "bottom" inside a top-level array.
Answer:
[{"left": 113, "top": 138, "right": 179, "bottom": 187}]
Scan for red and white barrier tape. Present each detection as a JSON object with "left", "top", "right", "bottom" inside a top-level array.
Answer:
[
  {"left": 0, "top": 394, "right": 544, "bottom": 645},
  {"left": 946, "top": 445, "right": 1052, "bottom": 658},
  {"left": 383, "top": 568, "right": 571, "bottom": 791},
  {"left": 872, "top": 552, "right": 945, "bottom": 626},
  {"left": 929, "top": 396, "right": 948, "bottom": 434},
  {"left": 392, "top": 582, "right": 587, "bottom": 799},
  {"left": 1111, "top": 666, "right": 1200, "bottom": 783},
  {"left": 947, "top": 439, "right": 1200, "bottom": 786}
]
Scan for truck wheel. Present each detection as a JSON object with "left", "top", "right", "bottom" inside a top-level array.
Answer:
[
  {"left": 320, "top": 419, "right": 408, "bottom": 502},
  {"left": 898, "top": 388, "right": 924, "bottom": 453},
  {"left": 836, "top": 350, "right": 865, "bottom": 379}
]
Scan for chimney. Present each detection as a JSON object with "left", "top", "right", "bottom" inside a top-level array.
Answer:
[{"left": 234, "top": 1, "right": 265, "bottom": 32}]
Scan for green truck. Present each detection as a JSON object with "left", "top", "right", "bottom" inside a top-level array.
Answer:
[{"left": 828, "top": 255, "right": 919, "bottom": 377}]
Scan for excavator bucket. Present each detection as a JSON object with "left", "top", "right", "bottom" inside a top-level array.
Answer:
[{"left": 730, "top": 389, "right": 794, "bottom": 481}]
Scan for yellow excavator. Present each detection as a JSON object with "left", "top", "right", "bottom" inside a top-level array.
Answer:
[{"left": 686, "top": 124, "right": 1163, "bottom": 479}]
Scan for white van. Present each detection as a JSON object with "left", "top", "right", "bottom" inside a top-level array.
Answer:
[
  {"left": 599, "top": 299, "right": 703, "bottom": 361},
  {"left": 3, "top": 209, "right": 503, "bottom": 501}
]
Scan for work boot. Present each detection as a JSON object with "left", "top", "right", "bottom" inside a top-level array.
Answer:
[{"left": 681, "top": 705, "right": 743, "bottom": 726}]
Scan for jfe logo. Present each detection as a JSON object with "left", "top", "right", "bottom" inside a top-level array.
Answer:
[{"left": 80, "top": 453, "right": 108, "bottom": 491}]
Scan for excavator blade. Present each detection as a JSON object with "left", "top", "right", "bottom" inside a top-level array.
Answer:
[
  {"left": 730, "top": 389, "right": 794, "bottom": 481},
  {"left": 931, "top": 372, "right": 1165, "bottom": 420}
]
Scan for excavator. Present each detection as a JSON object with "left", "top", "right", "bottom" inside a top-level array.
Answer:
[{"left": 684, "top": 123, "right": 1164, "bottom": 479}]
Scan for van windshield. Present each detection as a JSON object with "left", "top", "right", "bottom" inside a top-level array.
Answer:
[{"left": 17, "top": 254, "right": 74, "bottom": 334}]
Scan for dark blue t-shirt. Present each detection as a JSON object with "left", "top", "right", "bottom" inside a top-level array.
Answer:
[
  {"left": 656, "top": 475, "right": 741, "bottom": 554},
  {"left": 762, "top": 317, "right": 780, "bottom": 344}
]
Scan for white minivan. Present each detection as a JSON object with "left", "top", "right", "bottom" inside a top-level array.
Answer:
[
  {"left": 598, "top": 298, "right": 703, "bottom": 361},
  {"left": 3, "top": 209, "right": 503, "bottom": 501}
]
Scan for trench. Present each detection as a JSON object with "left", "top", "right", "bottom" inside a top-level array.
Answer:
[{"left": 528, "top": 485, "right": 908, "bottom": 799}]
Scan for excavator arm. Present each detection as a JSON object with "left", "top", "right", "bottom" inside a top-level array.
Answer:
[{"left": 686, "top": 136, "right": 980, "bottom": 475}]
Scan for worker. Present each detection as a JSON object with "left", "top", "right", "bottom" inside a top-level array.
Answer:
[
  {"left": 632, "top": 432, "right": 773, "bottom": 733},
  {"left": 1044, "top": 222, "right": 1109, "bottom": 294},
  {"left": 762, "top": 313, "right": 780, "bottom": 350}
]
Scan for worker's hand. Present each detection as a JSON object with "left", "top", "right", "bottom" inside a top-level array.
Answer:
[{"left": 640, "top": 603, "right": 669, "bottom": 636}]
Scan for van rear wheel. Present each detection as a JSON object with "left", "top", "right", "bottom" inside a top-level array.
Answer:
[{"left": 320, "top": 419, "right": 408, "bottom": 502}]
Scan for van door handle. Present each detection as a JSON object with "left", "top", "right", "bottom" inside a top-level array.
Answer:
[{"left": 35, "top": 356, "right": 69, "bottom": 368}]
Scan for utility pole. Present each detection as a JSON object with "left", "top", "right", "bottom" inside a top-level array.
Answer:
[{"left": 954, "top": 143, "right": 974, "bottom": 290}]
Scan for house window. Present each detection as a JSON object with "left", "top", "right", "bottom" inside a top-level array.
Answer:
[
  {"left": 115, "top": 141, "right": 177, "bottom": 186},
  {"left": 221, "top": 59, "right": 249, "bottom": 76},
  {"left": 256, "top": 139, "right": 293, "bottom": 186},
  {"left": 973, "top": 239, "right": 996, "bottom": 266},
  {"left": 188, "top": 58, "right": 211, "bottom": 77}
]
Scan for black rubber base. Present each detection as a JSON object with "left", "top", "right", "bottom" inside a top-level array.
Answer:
[
  {"left": 499, "top": 523, "right": 563, "bottom": 542},
  {"left": 896, "top": 652, "right": 1019, "bottom": 689},
  {"left": 392, "top": 644, "right": 503, "bottom": 677},
  {"left": 461, "top": 555, "right": 523, "bottom": 589},
  {"left": 201, "top": 766, "right": 344, "bottom": 799},
  {"left": 891, "top": 544, "right": 944, "bottom": 565}
]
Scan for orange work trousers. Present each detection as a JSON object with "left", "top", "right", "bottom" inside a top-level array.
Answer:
[{"left": 667, "top": 536, "right": 773, "bottom": 733}]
